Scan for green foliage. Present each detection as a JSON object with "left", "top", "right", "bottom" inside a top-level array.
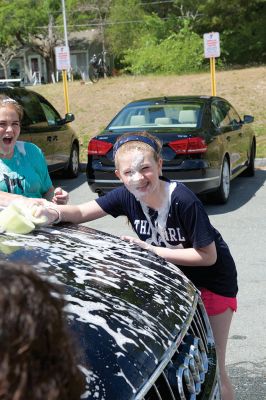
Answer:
[
  {"left": 221, "top": 15, "right": 266, "bottom": 64},
  {"left": 0, "top": 0, "right": 265, "bottom": 77},
  {"left": 0, "top": 0, "right": 61, "bottom": 39},
  {"left": 123, "top": 20, "right": 204, "bottom": 75},
  {"left": 195, "top": 0, "right": 266, "bottom": 64},
  {"left": 106, "top": 0, "right": 146, "bottom": 57}
]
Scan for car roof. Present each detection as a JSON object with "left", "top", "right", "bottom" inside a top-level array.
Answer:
[
  {"left": 0, "top": 224, "right": 196, "bottom": 399},
  {"left": 125, "top": 95, "right": 215, "bottom": 106},
  {"left": 0, "top": 85, "right": 39, "bottom": 97}
]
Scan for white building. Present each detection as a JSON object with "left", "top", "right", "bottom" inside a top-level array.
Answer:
[{"left": 0, "top": 30, "right": 111, "bottom": 85}]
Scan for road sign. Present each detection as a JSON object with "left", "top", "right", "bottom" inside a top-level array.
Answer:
[
  {"left": 203, "top": 32, "right": 220, "bottom": 58},
  {"left": 55, "top": 46, "right": 71, "bottom": 70}
]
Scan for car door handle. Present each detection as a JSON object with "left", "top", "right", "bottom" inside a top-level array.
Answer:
[{"left": 226, "top": 136, "right": 231, "bottom": 141}]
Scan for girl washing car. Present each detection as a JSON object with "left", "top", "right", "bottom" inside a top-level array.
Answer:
[
  {"left": 34, "top": 131, "right": 238, "bottom": 400},
  {"left": 0, "top": 95, "right": 68, "bottom": 206}
]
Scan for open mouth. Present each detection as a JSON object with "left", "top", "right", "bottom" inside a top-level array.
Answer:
[
  {"left": 136, "top": 182, "right": 149, "bottom": 191},
  {"left": 2, "top": 138, "right": 13, "bottom": 145}
]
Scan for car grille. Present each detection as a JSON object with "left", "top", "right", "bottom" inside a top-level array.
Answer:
[{"left": 136, "top": 293, "right": 220, "bottom": 400}]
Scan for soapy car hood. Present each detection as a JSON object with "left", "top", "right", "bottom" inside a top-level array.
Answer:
[{"left": 0, "top": 223, "right": 197, "bottom": 399}]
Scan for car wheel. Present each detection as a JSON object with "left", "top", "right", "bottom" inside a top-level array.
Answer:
[
  {"left": 211, "top": 157, "right": 230, "bottom": 204},
  {"left": 241, "top": 140, "right": 256, "bottom": 177},
  {"left": 65, "top": 143, "right": 79, "bottom": 178}
]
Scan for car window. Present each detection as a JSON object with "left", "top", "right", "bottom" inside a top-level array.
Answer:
[
  {"left": 109, "top": 103, "right": 202, "bottom": 129},
  {"left": 228, "top": 106, "right": 241, "bottom": 126},
  {"left": 39, "top": 100, "right": 61, "bottom": 126},
  {"left": 211, "top": 101, "right": 231, "bottom": 127},
  {"left": 18, "top": 92, "right": 48, "bottom": 127}
]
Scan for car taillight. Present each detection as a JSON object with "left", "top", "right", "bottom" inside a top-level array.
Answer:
[
  {"left": 88, "top": 139, "right": 113, "bottom": 155},
  {"left": 169, "top": 137, "right": 207, "bottom": 154}
]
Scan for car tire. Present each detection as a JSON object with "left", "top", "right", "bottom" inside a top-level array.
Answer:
[
  {"left": 211, "top": 157, "right": 230, "bottom": 204},
  {"left": 241, "top": 140, "right": 256, "bottom": 177},
  {"left": 65, "top": 143, "right": 79, "bottom": 178}
]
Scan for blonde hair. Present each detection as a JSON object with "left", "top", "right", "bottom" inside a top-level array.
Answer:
[
  {"left": 0, "top": 95, "right": 24, "bottom": 122},
  {"left": 114, "top": 131, "right": 162, "bottom": 168}
]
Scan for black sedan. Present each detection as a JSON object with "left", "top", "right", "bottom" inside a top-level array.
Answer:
[
  {"left": 0, "top": 224, "right": 220, "bottom": 399},
  {"left": 86, "top": 96, "right": 256, "bottom": 203},
  {"left": 0, "top": 86, "right": 80, "bottom": 178}
]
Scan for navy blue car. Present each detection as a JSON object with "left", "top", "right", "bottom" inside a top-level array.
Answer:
[
  {"left": 87, "top": 96, "right": 255, "bottom": 203},
  {"left": 0, "top": 223, "right": 220, "bottom": 399}
]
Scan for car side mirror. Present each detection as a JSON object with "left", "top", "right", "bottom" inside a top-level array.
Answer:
[
  {"left": 243, "top": 115, "right": 254, "bottom": 124},
  {"left": 56, "top": 113, "right": 75, "bottom": 125},
  {"left": 64, "top": 113, "right": 75, "bottom": 123}
]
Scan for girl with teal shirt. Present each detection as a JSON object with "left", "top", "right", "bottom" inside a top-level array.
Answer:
[{"left": 0, "top": 95, "right": 68, "bottom": 207}]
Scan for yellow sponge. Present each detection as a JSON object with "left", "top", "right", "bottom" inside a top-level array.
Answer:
[{"left": 0, "top": 203, "right": 48, "bottom": 234}]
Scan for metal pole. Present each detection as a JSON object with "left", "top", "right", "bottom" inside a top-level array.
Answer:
[
  {"left": 61, "top": 0, "right": 70, "bottom": 112},
  {"left": 210, "top": 57, "right": 217, "bottom": 96},
  {"left": 62, "top": 0, "right": 69, "bottom": 48},
  {"left": 62, "top": 70, "right": 70, "bottom": 113}
]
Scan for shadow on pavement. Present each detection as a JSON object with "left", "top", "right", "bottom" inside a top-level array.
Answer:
[{"left": 202, "top": 169, "right": 266, "bottom": 215}]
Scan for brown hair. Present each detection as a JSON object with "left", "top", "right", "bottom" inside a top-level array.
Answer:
[
  {"left": 114, "top": 131, "right": 162, "bottom": 168},
  {"left": 0, "top": 95, "right": 24, "bottom": 122},
  {"left": 0, "top": 261, "right": 85, "bottom": 400}
]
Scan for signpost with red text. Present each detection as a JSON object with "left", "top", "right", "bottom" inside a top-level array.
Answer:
[
  {"left": 55, "top": 46, "right": 71, "bottom": 113},
  {"left": 203, "top": 32, "right": 220, "bottom": 96}
]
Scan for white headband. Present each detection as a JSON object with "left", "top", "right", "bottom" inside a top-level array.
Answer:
[{"left": 1, "top": 98, "right": 17, "bottom": 104}]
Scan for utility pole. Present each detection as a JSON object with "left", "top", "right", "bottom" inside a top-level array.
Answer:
[
  {"left": 62, "top": 0, "right": 69, "bottom": 48},
  {"left": 61, "top": 0, "right": 70, "bottom": 113}
]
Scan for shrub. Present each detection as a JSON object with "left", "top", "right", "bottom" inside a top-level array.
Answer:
[{"left": 123, "top": 20, "right": 205, "bottom": 75}]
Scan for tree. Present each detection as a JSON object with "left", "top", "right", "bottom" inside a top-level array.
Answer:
[
  {"left": 105, "top": 0, "right": 204, "bottom": 70},
  {"left": 123, "top": 18, "right": 204, "bottom": 75},
  {"left": 0, "top": 0, "right": 264, "bottom": 82},
  {"left": 0, "top": 0, "right": 66, "bottom": 82},
  {"left": 0, "top": 43, "right": 17, "bottom": 79},
  {"left": 0, "top": 0, "right": 115, "bottom": 81},
  {"left": 141, "top": 0, "right": 202, "bottom": 21},
  {"left": 0, "top": 25, "right": 21, "bottom": 79},
  {"left": 106, "top": 0, "right": 146, "bottom": 60},
  {"left": 70, "top": 0, "right": 113, "bottom": 75},
  {"left": 194, "top": 0, "right": 266, "bottom": 64}
]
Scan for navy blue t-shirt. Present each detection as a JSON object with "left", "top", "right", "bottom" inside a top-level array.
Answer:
[{"left": 96, "top": 180, "right": 238, "bottom": 297}]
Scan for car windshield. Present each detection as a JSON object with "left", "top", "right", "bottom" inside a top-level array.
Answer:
[{"left": 108, "top": 103, "right": 203, "bottom": 129}]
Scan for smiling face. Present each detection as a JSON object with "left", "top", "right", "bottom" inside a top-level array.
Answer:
[
  {"left": 0, "top": 105, "right": 21, "bottom": 158},
  {"left": 115, "top": 148, "right": 163, "bottom": 201}
]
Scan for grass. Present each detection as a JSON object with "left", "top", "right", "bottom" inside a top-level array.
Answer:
[{"left": 30, "top": 66, "right": 266, "bottom": 162}]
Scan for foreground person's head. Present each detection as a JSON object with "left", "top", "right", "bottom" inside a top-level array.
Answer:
[{"left": 0, "top": 261, "right": 85, "bottom": 400}]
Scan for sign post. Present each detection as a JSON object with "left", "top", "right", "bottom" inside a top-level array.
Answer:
[
  {"left": 203, "top": 32, "right": 220, "bottom": 96},
  {"left": 55, "top": 46, "right": 71, "bottom": 113}
]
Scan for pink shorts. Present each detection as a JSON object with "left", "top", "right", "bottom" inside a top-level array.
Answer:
[{"left": 200, "top": 288, "right": 237, "bottom": 316}]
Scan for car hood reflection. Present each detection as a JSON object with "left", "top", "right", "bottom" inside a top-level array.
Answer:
[{"left": 0, "top": 224, "right": 196, "bottom": 399}]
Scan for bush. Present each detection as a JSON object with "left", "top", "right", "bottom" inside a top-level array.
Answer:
[{"left": 123, "top": 21, "right": 205, "bottom": 75}]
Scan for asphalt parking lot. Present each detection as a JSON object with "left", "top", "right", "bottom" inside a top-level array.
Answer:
[{"left": 53, "top": 166, "right": 266, "bottom": 400}]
